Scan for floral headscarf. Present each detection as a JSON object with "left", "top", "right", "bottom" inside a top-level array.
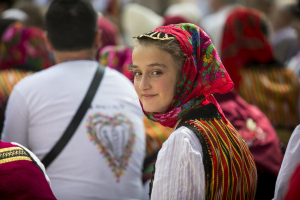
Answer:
[
  {"left": 137, "top": 23, "right": 233, "bottom": 128},
  {"left": 99, "top": 45, "right": 134, "bottom": 81},
  {"left": 0, "top": 22, "right": 52, "bottom": 71},
  {"left": 221, "top": 7, "right": 274, "bottom": 89}
]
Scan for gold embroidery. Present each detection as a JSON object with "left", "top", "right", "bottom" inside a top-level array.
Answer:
[
  {"left": 0, "top": 146, "right": 22, "bottom": 153},
  {"left": 0, "top": 147, "right": 32, "bottom": 164},
  {"left": 134, "top": 31, "right": 175, "bottom": 41},
  {"left": 0, "top": 156, "right": 31, "bottom": 164}
]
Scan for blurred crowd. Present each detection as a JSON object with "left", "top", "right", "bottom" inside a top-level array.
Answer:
[{"left": 0, "top": 0, "right": 300, "bottom": 199}]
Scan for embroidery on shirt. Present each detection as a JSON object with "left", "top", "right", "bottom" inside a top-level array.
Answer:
[
  {"left": 86, "top": 113, "right": 136, "bottom": 182},
  {"left": 0, "top": 147, "right": 32, "bottom": 164}
]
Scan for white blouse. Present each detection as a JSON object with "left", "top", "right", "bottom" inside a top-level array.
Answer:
[
  {"left": 151, "top": 126, "right": 205, "bottom": 200},
  {"left": 273, "top": 125, "right": 300, "bottom": 200}
]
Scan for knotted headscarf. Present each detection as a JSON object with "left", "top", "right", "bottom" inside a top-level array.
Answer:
[{"left": 137, "top": 23, "right": 233, "bottom": 128}]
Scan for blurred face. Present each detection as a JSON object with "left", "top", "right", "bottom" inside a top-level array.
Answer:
[{"left": 132, "top": 45, "right": 178, "bottom": 113}]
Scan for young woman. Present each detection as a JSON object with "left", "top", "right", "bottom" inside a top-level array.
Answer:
[{"left": 132, "top": 23, "right": 257, "bottom": 199}]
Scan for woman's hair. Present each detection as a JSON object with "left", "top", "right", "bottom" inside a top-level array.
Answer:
[{"left": 134, "top": 37, "right": 186, "bottom": 80}]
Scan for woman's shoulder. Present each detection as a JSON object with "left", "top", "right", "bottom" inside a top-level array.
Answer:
[
  {"left": 162, "top": 126, "right": 202, "bottom": 152},
  {"left": 169, "top": 126, "right": 196, "bottom": 140}
]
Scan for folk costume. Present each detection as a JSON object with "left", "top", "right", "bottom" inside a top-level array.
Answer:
[
  {"left": 136, "top": 23, "right": 257, "bottom": 199},
  {"left": 0, "top": 140, "right": 56, "bottom": 199},
  {"left": 221, "top": 8, "right": 300, "bottom": 129}
]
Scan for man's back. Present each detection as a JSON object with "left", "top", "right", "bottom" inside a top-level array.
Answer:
[{"left": 2, "top": 60, "right": 145, "bottom": 199}]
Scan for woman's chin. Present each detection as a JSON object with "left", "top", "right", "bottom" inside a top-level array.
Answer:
[{"left": 143, "top": 106, "right": 167, "bottom": 114}]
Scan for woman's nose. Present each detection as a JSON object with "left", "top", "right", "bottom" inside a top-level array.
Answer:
[{"left": 139, "top": 75, "right": 151, "bottom": 91}]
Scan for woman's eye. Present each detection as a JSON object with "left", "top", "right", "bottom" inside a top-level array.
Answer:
[
  {"left": 152, "top": 71, "right": 162, "bottom": 75},
  {"left": 133, "top": 71, "right": 142, "bottom": 77}
]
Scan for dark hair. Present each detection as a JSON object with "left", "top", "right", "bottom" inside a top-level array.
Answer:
[
  {"left": 45, "top": 0, "right": 97, "bottom": 51},
  {"left": 134, "top": 37, "right": 186, "bottom": 80},
  {"left": 0, "top": 0, "right": 14, "bottom": 9}
]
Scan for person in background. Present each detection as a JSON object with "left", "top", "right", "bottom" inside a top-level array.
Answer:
[
  {"left": 13, "top": 0, "right": 45, "bottom": 29},
  {"left": 99, "top": 45, "right": 133, "bottom": 81},
  {"left": 0, "top": 0, "right": 14, "bottom": 16},
  {"left": 2, "top": 0, "right": 145, "bottom": 199},
  {"left": 121, "top": 3, "right": 193, "bottom": 47},
  {"left": 164, "top": 2, "right": 202, "bottom": 25},
  {"left": 273, "top": 125, "right": 300, "bottom": 200},
  {"left": 97, "top": 16, "right": 119, "bottom": 52},
  {"left": 269, "top": 2, "right": 299, "bottom": 64},
  {"left": 221, "top": 7, "right": 300, "bottom": 135},
  {"left": 214, "top": 90, "right": 283, "bottom": 200},
  {"left": 0, "top": 140, "right": 56, "bottom": 199},
  {"left": 287, "top": 1, "right": 300, "bottom": 80},
  {"left": 121, "top": 3, "right": 163, "bottom": 46},
  {"left": 0, "top": 21, "right": 51, "bottom": 135},
  {"left": 132, "top": 23, "right": 257, "bottom": 199},
  {"left": 201, "top": 0, "right": 240, "bottom": 54}
]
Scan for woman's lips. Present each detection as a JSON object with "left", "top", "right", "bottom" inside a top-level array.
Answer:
[{"left": 141, "top": 94, "right": 157, "bottom": 100}]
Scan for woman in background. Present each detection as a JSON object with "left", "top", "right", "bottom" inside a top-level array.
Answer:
[{"left": 221, "top": 7, "right": 300, "bottom": 134}]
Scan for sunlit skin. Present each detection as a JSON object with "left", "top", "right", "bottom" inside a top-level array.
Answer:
[{"left": 132, "top": 45, "right": 178, "bottom": 113}]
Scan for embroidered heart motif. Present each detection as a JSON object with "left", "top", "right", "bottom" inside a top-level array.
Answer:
[{"left": 86, "top": 113, "right": 136, "bottom": 182}]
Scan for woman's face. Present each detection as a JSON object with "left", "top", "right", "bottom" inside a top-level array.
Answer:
[{"left": 132, "top": 44, "right": 178, "bottom": 113}]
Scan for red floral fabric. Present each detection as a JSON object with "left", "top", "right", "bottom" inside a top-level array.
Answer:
[
  {"left": 99, "top": 45, "right": 133, "bottom": 81},
  {"left": 0, "top": 22, "right": 52, "bottom": 71},
  {"left": 221, "top": 7, "right": 274, "bottom": 89},
  {"left": 141, "top": 23, "right": 234, "bottom": 128}
]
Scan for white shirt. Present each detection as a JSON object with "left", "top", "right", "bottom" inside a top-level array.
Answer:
[
  {"left": 2, "top": 60, "right": 145, "bottom": 200},
  {"left": 151, "top": 126, "right": 205, "bottom": 200},
  {"left": 273, "top": 125, "right": 300, "bottom": 200}
]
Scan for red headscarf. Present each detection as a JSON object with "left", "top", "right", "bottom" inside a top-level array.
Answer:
[
  {"left": 221, "top": 7, "right": 274, "bottom": 89},
  {"left": 137, "top": 23, "right": 233, "bottom": 128},
  {"left": 97, "top": 17, "right": 118, "bottom": 51},
  {"left": 0, "top": 22, "right": 52, "bottom": 71}
]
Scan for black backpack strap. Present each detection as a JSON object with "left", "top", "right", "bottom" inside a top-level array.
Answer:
[{"left": 42, "top": 64, "right": 105, "bottom": 168}]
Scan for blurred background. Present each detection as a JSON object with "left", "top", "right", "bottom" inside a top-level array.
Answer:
[{"left": 0, "top": 0, "right": 300, "bottom": 199}]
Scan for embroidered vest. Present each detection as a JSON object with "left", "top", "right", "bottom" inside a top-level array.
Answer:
[{"left": 149, "top": 103, "right": 257, "bottom": 200}]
